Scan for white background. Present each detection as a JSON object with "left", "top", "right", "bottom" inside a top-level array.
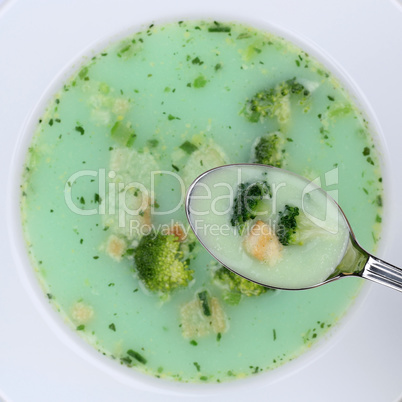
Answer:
[{"left": 1, "top": 0, "right": 402, "bottom": 401}]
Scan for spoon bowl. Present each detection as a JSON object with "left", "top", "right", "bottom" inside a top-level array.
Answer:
[{"left": 185, "top": 164, "right": 402, "bottom": 292}]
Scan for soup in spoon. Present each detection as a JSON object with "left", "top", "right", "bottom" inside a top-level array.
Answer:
[{"left": 186, "top": 164, "right": 351, "bottom": 289}]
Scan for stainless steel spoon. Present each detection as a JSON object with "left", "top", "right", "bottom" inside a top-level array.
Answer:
[{"left": 185, "top": 164, "right": 402, "bottom": 292}]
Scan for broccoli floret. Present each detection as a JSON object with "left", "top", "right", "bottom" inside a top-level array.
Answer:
[
  {"left": 276, "top": 205, "right": 327, "bottom": 246},
  {"left": 243, "top": 86, "right": 279, "bottom": 123},
  {"left": 214, "top": 267, "right": 268, "bottom": 298},
  {"left": 243, "top": 77, "right": 309, "bottom": 123},
  {"left": 230, "top": 181, "right": 271, "bottom": 234},
  {"left": 276, "top": 205, "right": 299, "bottom": 246},
  {"left": 134, "top": 231, "right": 193, "bottom": 293},
  {"left": 253, "top": 132, "right": 286, "bottom": 168}
]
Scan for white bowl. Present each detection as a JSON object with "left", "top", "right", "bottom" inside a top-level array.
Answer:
[{"left": 2, "top": 2, "right": 402, "bottom": 401}]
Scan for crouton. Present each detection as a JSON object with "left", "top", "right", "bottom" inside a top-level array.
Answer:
[
  {"left": 243, "top": 220, "right": 282, "bottom": 265},
  {"left": 71, "top": 302, "right": 94, "bottom": 324},
  {"left": 106, "top": 234, "right": 127, "bottom": 261},
  {"left": 180, "top": 294, "right": 227, "bottom": 338}
]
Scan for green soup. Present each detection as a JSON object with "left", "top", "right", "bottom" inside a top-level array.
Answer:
[{"left": 21, "top": 20, "right": 383, "bottom": 383}]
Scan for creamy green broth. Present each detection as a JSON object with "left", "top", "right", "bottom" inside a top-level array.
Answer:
[
  {"left": 187, "top": 165, "right": 351, "bottom": 289},
  {"left": 21, "top": 20, "right": 383, "bottom": 383}
]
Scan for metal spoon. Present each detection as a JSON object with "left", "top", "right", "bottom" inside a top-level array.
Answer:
[{"left": 185, "top": 164, "right": 402, "bottom": 292}]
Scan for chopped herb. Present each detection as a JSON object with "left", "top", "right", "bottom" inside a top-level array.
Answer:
[
  {"left": 295, "top": 59, "right": 300, "bottom": 67},
  {"left": 78, "top": 66, "right": 88, "bottom": 80},
  {"left": 198, "top": 291, "right": 211, "bottom": 316},
  {"left": 179, "top": 141, "right": 198, "bottom": 154},
  {"left": 76, "top": 325, "right": 85, "bottom": 331},
  {"left": 49, "top": 119, "right": 54, "bottom": 126},
  {"left": 376, "top": 194, "right": 383, "bottom": 207},
  {"left": 127, "top": 349, "right": 147, "bottom": 364},
  {"left": 251, "top": 366, "right": 260, "bottom": 374},
  {"left": 168, "top": 114, "right": 181, "bottom": 120},
  {"left": 193, "top": 362, "right": 201, "bottom": 372},
  {"left": 109, "top": 323, "right": 116, "bottom": 331},
  {"left": 200, "top": 376, "right": 208, "bottom": 381},
  {"left": 273, "top": 329, "right": 277, "bottom": 340},
  {"left": 94, "top": 193, "right": 102, "bottom": 204},
  {"left": 147, "top": 139, "right": 159, "bottom": 148},
  {"left": 190, "top": 340, "right": 198, "bottom": 346},
  {"left": 108, "top": 282, "right": 115, "bottom": 287},
  {"left": 376, "top": 214, "right": 382, "bottom": 223},
  {"left": 80, "top": 238, "right": 83, "bottom": 244},
  {"left": 120, "top": 356, "right": 132, "bottom": 365},
  {"left": 216, "top": 333, "right": 222, "bottom": 341},
  {"left": 75, "top": 125, "right": 85, "bottom": 135},
  {"left": 363, "top": 147, "right": 370, "bottom": 156},
  {"left": 366, "top": 156, "right": 374, "bottom": 166},
  {"left": 79, "top": 196, "right": 85, "bottom": 205},
  {"left": 237, "top": 32, "right": 251, "bottom": 39},
  {"left": 214, "top": 63, "right": 222, "bottom": 71},
  {"left": 118, "top": 44, "right": 131, "bottom": 56},
  {"left": 191, "top": 56, "right": 204, "bottom": 65},
  {"left": 327, "top": 95, "right": 335, "bottom": 101},
  {"left": 363, "top": 188, "right": 368, "bottom": 195},
  {"left": 171, "top": 164, "right": 179, "bottom": 172},
  {"left": 208, "top": 22, "right": 231, "bottom": 33},
  {"left": 93, "top": 256, "right": 99, "bottom": 260}
]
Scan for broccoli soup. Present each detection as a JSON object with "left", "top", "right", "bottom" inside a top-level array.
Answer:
[
  {"left": 21, "top": 20, "right": 383, "bottom": 383},
  {"left": 187, "top": 165, "right": 351, "bottom": 289}
]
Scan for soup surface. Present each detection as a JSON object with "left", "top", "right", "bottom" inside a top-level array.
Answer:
[{"left": 21, "top": 20, "right": 383, "bottom": 383}]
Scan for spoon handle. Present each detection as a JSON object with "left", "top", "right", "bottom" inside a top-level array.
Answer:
[{"left": 361, "top": 255, "right": 402, "bottom": 292}]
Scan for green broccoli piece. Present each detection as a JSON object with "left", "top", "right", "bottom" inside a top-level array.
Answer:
[
  {"left": 134, "top": 232, "right": 193, "bottom": 293},
  {"left": 243, "top": 86, "right": 278, "bottom": 123},
  {"left": 243, "top": 77, "right": 309, "bottom": 123},
  {"left": 276, "top": 205, "right": 299, "bottom": 246},
  {"left": 280, "top": 78, "right": 308, "bottom": 96},
  {"left": 230, "top": 181, "right": 271, "bottom": 234},
  {"left": 214, "top": 267, "right": 268, "bottom": 298},
  {"left": 276, "top": 205, "right": 327, "bottom": 246},
  {"left": 253, "top": 132, "right": 286, "bottom": 168}
]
